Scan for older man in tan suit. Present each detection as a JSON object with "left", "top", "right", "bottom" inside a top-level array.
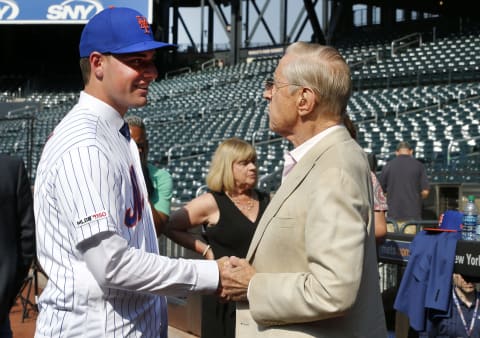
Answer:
[{"left": 220, "top": 42, "right": 387, "bottom": 337}]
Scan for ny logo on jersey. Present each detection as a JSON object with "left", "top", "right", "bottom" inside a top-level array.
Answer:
[
  {"left": 136, "top": 15, "right": 150, "bottom": 34},
  {"left": 124, "top": 166, "right": 144, "bottom": 227}
]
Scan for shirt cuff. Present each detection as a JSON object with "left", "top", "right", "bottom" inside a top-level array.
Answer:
[{"left": 193, "top": 259, "right": 220, "bottom": 292}]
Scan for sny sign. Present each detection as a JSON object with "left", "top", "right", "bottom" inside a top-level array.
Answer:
[
  {"left": 46, "top": 0, "right": 103, "bottom": 20},
  {"left": 0, "top": 0, "right": 151, "bottom": 24},
  {"left": 0, "top": 0, "right": 20, "bottom": 20}
]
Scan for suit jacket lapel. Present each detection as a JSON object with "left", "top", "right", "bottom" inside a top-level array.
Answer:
[{"left": 247, "top": 127, "right": 351, "bottom": 261}]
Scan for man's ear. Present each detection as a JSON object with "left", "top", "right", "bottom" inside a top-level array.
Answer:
[
  {"left": 298, "top": 87, "right": 315, "bottom": 117},
  {"left": 90, "top": 52, "right": 104, "bottom": 79}
]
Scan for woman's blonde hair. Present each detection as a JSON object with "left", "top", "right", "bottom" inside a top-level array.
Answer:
[{"left": 206, "top": 138, "right": 257, "bottom": 193}]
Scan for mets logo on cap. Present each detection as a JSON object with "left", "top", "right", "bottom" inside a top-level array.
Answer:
[{"left": 136, "top": 15, "right": 150, "bottom": 34}]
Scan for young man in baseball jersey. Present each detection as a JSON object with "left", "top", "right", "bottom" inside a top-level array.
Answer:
[{"left": 34, "top": 7, "right": 225, "bottom": 337}]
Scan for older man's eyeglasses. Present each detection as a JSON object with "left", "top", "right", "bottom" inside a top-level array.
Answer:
[{"left": 263, "top": 78, "right": 302, "bottom": 91}]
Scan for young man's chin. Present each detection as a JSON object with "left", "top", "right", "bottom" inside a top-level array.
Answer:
[{"left": 131, "top": 98, "right": 148, "bottom": 108}]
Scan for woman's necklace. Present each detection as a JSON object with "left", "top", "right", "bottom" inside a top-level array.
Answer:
[{"left": 228, "top": 191, "right": 255, "bottom": 211}]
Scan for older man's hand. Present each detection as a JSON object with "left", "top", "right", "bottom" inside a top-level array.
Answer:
[{"left": 218, "top": 256, "right": 256, "bottom": 302}]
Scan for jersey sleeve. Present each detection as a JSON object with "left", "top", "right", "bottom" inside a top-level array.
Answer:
[{"left": 55, "top": 146, "right": 119, "bottom": 245}]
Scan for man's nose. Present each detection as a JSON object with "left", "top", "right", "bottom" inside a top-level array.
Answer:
[{"left": 263, "top": 90, "right": 272, "bottom": 101}]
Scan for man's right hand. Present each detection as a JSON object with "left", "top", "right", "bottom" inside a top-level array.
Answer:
[{"left": 218, "top": 256, "right": 256, "bottom": 302}]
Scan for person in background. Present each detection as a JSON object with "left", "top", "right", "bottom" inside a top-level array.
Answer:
[
  {"left": 420, "top": 273, "right": 480, "bottom": 338},
  {"left": 0, "top": 155, "right": 35, "bottom": 338},
  {"left": 368, "top": 153, "right": 388, "bottom": 243},
  {"left": 165, "top": 137, "right": 270, "bottom": 338},
  {"left": 344, "top": 114, "right": 387, "bottom": 243},
  {"left": 220, "top": 42, "right": 387, "bottom": 337},
  {"left": 33, "top": 7, "right": 225, "bottom": 337},
  {"left": 380, "top": 141, "right": 430, "bottom": 234},
  {"left": 125, "top": 115, "right": 173, "bottom": 233}
]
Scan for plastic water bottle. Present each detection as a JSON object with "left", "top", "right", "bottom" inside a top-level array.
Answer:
[{"left": 462, "top": 195, "right": 478, "bottom": 241}]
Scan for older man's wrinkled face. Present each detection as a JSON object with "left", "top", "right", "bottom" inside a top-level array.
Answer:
[{"left": 263, "top": 55, "right": 301, "bottom": 138}]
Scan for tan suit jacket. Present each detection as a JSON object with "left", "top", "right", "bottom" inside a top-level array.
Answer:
[{"left": 236, "top": 128, "right": 387, "bottom": 337}]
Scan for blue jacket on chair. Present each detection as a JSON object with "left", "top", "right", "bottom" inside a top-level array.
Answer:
[{"left": 394, "top": 231, "right": 460, "bottom": 331}]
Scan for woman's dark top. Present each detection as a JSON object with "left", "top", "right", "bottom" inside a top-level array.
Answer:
[{"left": 201, "top": 189, "right": 270, "bottom": 338}]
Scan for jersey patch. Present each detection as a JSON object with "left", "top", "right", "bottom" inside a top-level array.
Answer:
[{"left": 76, "top": 210, "right": 109, "bottom": 226}]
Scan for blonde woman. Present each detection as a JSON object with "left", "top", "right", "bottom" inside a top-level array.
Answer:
[{"left": 165, "top": 137, "right": 270, "bottom": 338}]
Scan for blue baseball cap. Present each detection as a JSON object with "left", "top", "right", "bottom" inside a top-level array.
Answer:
[
  {"left": 79, "top": 7, "right": 172, "bottom": 58},
  {"left": 424, "top": 210, "right": 463, "bottom": 232}
]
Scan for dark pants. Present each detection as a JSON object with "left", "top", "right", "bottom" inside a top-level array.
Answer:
[{"left": 0, "top": 316, "right": 12, "bottom": 338}]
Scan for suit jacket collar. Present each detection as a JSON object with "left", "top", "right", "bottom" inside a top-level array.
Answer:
[{"left": 247, "top": 127, "right": 352, "bottom": 261}]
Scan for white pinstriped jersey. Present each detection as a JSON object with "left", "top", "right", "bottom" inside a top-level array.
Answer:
[{"left": 34, "top": 92, "right": 166, "bottom": 337}]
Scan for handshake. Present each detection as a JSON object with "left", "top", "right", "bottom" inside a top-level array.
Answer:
[{"left": 215, "top": 256, "right": 256, "bottom": 302}]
